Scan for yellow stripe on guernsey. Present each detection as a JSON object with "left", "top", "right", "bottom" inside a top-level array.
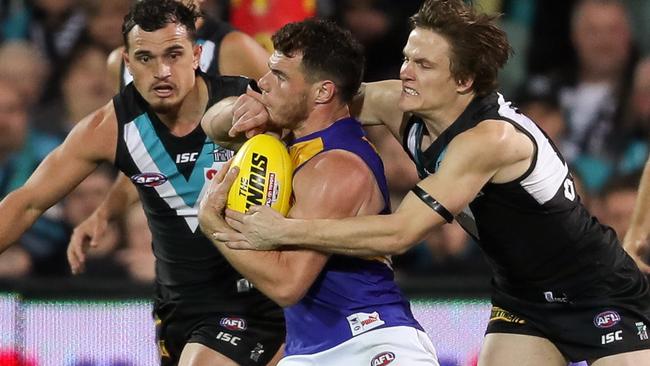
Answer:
[
  {"left": 288, "top": 136, "right": 392, "bottom": 268},
  {"left": 289, "top": 137, "right": 325, "bottom": 170}
]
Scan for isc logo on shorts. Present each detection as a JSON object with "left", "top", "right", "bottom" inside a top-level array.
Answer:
[
  {"left": 371, "top": 351, "right": 395, "bottom": 366},
  {"left": 601, "top": 330, "right": 623, "bottom": 345},
  {"left": 216, "top": 331, "right": 241, "bottom": 346},
  {"left": 593, "top": 310, "right": 621, "bottom": 329}
]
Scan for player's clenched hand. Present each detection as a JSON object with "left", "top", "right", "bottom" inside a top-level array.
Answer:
[
  {"left": 229, "top": 88, "right": 269, "bottom": 138},
  {"left": 198, "top": 161, "right": 239, "bottom": 244},
  {"left": 220, "top": 206, "right": 283, "bottom": 251},
  {"left": 67, "top": 212, "right": 109, "bottom": 275}
]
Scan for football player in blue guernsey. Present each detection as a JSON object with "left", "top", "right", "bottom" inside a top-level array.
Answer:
[
  {"left": 198, "top": 19, "right": 439, "bottom": 366},
  {"left": 206, "top": 0, "right": 650, "bottom": 365},
  {"left": 0, "top": 1, "right": 285, "bottom": 365}
]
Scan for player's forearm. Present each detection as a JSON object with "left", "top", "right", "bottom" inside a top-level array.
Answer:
[
  {"left": 280, "top": 214, "right": 417, "bottom": 256},
  {"left": 624, "top": 161, "right": 650, "bottom": 252},
  {"left": 96, "top": 175, "right": 139, "bottom": 221},
  {"left": 213, "top": 242, "right": 309, "bottom": 307},
  {"left": 201, "top": 97, "right": 244, "bottom": 150},
  {"left": 0, "top": 190, "right": 45, "bottom": 253}
]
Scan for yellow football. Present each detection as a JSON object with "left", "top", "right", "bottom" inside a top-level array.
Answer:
[{"left": 227, "top": 134, "right": 293, "bottom": 216}]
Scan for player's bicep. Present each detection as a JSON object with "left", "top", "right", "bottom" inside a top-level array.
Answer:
[
  {"left": 289, "top": 152, "right": 377, "bottom": 220},
  {"left": 354, "top": 80, "right": 404, "bottom": 139},
  {"left": 403, "top": 124, "right": 513, "bottom": 222},
  {"left": 22, "top": 105, "right": 117, "bottom": 211}
]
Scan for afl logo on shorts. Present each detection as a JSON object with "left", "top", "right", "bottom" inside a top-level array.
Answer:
[
  {"left": 220, "top": 317, "right": 247, "bottom": 331},
  {"left": 370, "top": 351, "right": 395, "bottom": 366},
  {"left": 594, "top": 310, "right": 621, "bottom": 329},
  {"left": 131, "top": 172, "right": 168, "bottom": 187}
]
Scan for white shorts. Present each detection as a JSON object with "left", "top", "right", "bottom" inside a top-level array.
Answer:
[{"left": 278, "top": 326, "right": 439, "bottom": 366}]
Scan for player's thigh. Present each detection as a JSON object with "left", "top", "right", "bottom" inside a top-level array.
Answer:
[
  {"left": 179, "top": 342, "right": 239, "bottom": 366},
  {"left": 478, "top": 333, "right": 568, "bottom": 366},
  {"left": 589, "top": 349, "right": 650, "bottom": 366},
  {"left": 178, "top": 342, "right": 286, "bottom": 365},
  {"left": 266, "top": 343, "right": 284, "bottom": 366}
]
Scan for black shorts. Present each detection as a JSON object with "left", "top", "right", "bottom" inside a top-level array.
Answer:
[
  {"left": 486, "top": 275, "right": 650, "bottom": 362},
  {"left": 154, "top": 295, "right": 285, "bottom": 366}
]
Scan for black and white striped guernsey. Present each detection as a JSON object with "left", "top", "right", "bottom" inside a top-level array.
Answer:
[
  {"left": 402, "top": 92, "right": 629, "bottom": 299},
  {"left": 112, "top": 72, "right": 271, "bottom": 308}
]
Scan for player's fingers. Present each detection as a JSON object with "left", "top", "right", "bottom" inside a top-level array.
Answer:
[
  {"left": 246, "top": 205, "right": 265, "bottom": 214},
  {"left": 244, "top": 126, "right": 266, "bottom": 139},
  {"left": 67, "top": 233, "right": 87, "bottom": 274},
  {"left": 213, "top": 160, "right": 233, "bottom": 185},
  {"left": 225, "top": 216, "right": 244, "bottom": 232},
  {"left": 66, "top": 245, "right": 79, "bottom": 274},
  {"left": 225, "top": 240, "right": 256, "bottom": 250},
  {"left": 231, "top": 93, "right": 248, "bottom": 112},
  {"left": 225, "top": 209, "right": 245, "bottom": 223},
  {"left": 210, "top": 231, "right": 238, "bottom": 242},
  {"left": 215, "top": 166, "right": 238, "bottom": 197},
  {"left": 90, "top": 220, "right": 107, "bottom": 248},
  {"left": 231, "top": 115, "right": 267, "bottom": 136},
  {"left": 245, "top": 87, "right": 265, "bottom": 103}
]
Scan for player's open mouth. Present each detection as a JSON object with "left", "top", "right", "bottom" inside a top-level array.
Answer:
[
  {"left": 153, "top": 84, "right": 174, "bottom": 97},
  {"left": 403, "top": 86, "right": 419, "bottom": 96}
]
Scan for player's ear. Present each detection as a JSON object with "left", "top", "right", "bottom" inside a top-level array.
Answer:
[
  {"left": 456, "top": 77, "right": 474, "bottom": 94},
  {"left": 314, "top": 80, "right": 336, "bottom": 104},
  {"left": 193, "top": 43, "right": 202, "bottom": 70}
]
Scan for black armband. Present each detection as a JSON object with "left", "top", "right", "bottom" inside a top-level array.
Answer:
[{"left": 411, "top": 185, "right": 454, "bottom": 223}]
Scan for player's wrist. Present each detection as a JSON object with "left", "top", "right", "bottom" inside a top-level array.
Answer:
[{"left": 280, "top": 218, "right": 308, "bottom": 246}]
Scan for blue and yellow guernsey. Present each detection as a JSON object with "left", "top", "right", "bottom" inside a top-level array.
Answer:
[{"left": 283, "top": 117, "right": 423, "bottom": 356}]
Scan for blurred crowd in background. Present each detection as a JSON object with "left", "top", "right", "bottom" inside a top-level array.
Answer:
[{"left": 0, "top": 0, "right": 649, "bottom": 283}]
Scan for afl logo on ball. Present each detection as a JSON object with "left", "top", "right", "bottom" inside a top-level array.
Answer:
[
  {"left": 371, "top": 351, "right": 395, "bottom": 366},
  {"left": 594, "top": 310, "right": 621, "bottom": 329},
  {"left": 131, "top": 172, "right": 168, "bottom": 187}
]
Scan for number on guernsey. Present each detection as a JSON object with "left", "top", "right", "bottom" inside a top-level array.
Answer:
[{"left": 563, "top": 178, "right": 576, "bottom": 201}]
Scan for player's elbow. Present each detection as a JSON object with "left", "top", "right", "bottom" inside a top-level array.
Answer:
[
  {"left": 382, "top": 214, "right": 420, "bottom": 255},
  {"left": 387, "top": 232, "right": 417, "bottom": 255},
  {"left": 271, "top": 281, "right": 308, "bottom": 308}
]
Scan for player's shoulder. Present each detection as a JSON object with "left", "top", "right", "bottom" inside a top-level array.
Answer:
[
  {"left": 353, "top": 80, "right": 404, "bottom": 133},
  {"left": 107, "top": 46, "right": 124, "bottom": 67},
  {"left": 293, "top": 149, "right": 379, "bottom": 214},
  {"left": 81, "top": 101, "right": 117, "bottom": 130},
  {"left": 452, "top": 119, "right": 532, "bottom": 167},
  {"left": 63, "top": 101, "right": 118, "bottom": 162},
  {"left": 299, "top": 150, "right": 373, "bottom": 189},
  {"left": 107, "top": 46, "right": 126, "bottom": 92}
]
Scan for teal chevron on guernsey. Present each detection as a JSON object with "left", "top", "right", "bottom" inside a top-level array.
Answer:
[{"left": 124, "top": 114, "right": 218, "bottom": 232}]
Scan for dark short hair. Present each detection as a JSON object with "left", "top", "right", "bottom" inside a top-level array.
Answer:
[
  {"left": 272, "top": 19, "right": 365, "bottom": 103},
  {"left": 122, "top": 0, "right": 200, "bottom": 51},
  {"left": 410, "top": 0, "right": 512, "bottom": 96}
]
